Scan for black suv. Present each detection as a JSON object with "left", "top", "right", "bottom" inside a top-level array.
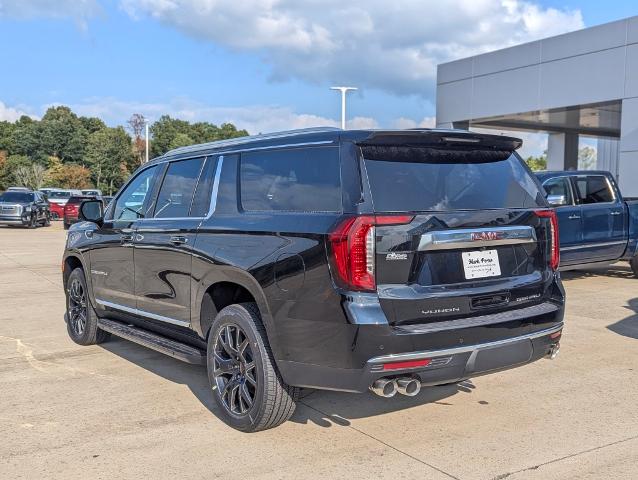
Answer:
[
  {"left": 0, "top": 190, "right": 51, "bottom": 227},
  {"left": 63, "top": 128, "right": 565, "bottom": 432}
]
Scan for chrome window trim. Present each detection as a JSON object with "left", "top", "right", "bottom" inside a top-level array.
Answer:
[
  {"left": 95, "top": 298, "right": 190, "bottom": 327},
  {"left": 418, "top": 225, "right": 537, "bottom": 251},
  {"left": 560, "top": 240, "right": 626, "bottom": 252},
  {"left": 367, "top": 323, "right": 563, "bottom": 365}
]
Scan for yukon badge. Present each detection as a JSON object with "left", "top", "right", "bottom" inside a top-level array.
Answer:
[
  {"left": 386, "top": 252, "right": 408, "bottom": 261},
  {"left": 471, "top": 231, "right": 503, "bottom": 241}
]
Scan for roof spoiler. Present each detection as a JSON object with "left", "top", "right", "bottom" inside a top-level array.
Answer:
[{"left": 357, "top": 130, "right": 522, "bottom": 151}]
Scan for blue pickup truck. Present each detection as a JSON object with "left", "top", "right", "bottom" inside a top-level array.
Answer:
[{"left": 536, "top": 171, "right": 638, "bottom": 276}]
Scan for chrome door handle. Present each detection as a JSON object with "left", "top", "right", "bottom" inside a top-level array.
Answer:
[
  {"left": 568, "top": 215, "right": 581, "bottom": 220},
  {"left": 121, "top": 233, "right": 134, "bottom": 242},
  {"left": 610, "top": 211, "right": 622, "bottom": 216},
  {"left": 169, "top": 235, "right": 188, "bottom": 245}
]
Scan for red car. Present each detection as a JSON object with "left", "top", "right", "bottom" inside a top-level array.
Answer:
[
  {"left": 49, "top": 201, "right": 65, "bottom": 220},
  {"left": 63, "top": 196, "right": 97, "bottom": 229}
]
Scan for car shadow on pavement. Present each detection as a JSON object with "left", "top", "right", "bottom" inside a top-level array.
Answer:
[
  {"left": 561, "top": 263, "right": 636, "bottom": 280},
  {"left": 607, "top": 298, "right": 638, "bottom": 340},
  {"left": 100, "top": 338, "right": 470, "bottom": 428}
]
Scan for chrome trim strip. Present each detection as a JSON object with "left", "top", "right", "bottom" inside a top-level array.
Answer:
[
  {"left": 206, "top": 155, "right": 224, "bottom": 218},
  {"left": 561, "top": 240, "right": 626, "bottom": 252},
  {"left": 418, "top": 226, "right": 537, "bottom": 251},
  {"left": 95, "top": 298, "right": 190, "bottom": 327},
  {"left": 367, "top": 323, "right": 563, "bottom": 365}
]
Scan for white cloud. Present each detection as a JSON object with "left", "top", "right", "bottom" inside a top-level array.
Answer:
[
  {"left": 0, "top": 101, "right": 36, "bottom": 122},
  {"left": 120, "top": 0, "right": 583, "bottom": 96},
  {"left": 392, "top": 116, "right": 436, "bottom": 129}
]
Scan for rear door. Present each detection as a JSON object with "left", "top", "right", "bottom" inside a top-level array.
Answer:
[
  {"left": 541, "top": 176, "right": 584, "bottom": 264},
  {"left": 133, "top": 156, "right": 212, "bottom": 326},
  {"left": 360, "top": 145, "right": 554, "bottom": 328},
  {"left": 572, "top": 174, "right": 626, "bottom": 261}
]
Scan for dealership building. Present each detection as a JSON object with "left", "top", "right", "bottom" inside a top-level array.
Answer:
[{"left": 436, "top": 16, "right": 638, "bottom": 196}]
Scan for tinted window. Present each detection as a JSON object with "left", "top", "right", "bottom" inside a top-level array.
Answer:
[
  {"left": 190, "top": 157, "right": 218, "bottom": 217},
  {"left": 542, "top": 177, "right": 574, "bottom": 205},
  {"left": 240, "top": 147, "right": 341, "bottom": 212},
  {"left": 154, "top": 158, "right": 204, "bottom": 218},
  {"left": 362, "top": 147, "right": 544, "bottom": 212},
  {"left": 574, "top": 176, "right": 614, "bottom": 204},
  {"left": 48, "top": 191, "right": 71, "bottom": 199},
  {"left": 0, "top": 192, "right": 33, "bottom": 203},
  {"left": 113, "top": 166, "right": 157, "bottom": 220}
]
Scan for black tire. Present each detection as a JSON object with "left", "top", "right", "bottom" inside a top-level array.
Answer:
[
  {"left": 65, "top": 268, "right": 110, "bottom": 345},
  {"left": 631, "top": 256, "right": 638, "bottom": 278},
  {"left": 27, "top": 214, "right": 37, "bottom": 229},
  {"left": 207, "top": 302, "right": 299, "bottom": 432},
  {"left": 43, "top": 212, "right": 51, "bottom": 227}
]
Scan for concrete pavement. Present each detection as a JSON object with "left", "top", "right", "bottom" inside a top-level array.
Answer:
[{"left": 1, "top": 222, "right": 637, "bottom": 479}]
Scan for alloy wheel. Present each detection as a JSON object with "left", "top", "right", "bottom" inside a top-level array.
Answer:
[
  {"left": 67, "top": 278, "right": 87, "bottom": 336},
  {"left": 212, "top": 324, "right": 257, "bottom": 416}
]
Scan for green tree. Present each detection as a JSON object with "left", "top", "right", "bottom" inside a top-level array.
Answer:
[
  {"left": 168, "top": 132, "right": 195, "bottom": 150},
  {"left": 0, "top": 154, "right": 31, "bottom": 189},
  {"left": 525, "top": 154, "right": 547, "bottom": 171},
  {"left": 39, "top": 106, "right": 89, "bottom": 163},
  {"left": 79, "top": 116, "right": 107, "bottom": 135},
  {"left": 578, "top": 146, "right": 597, "bottom": 170},
  {"left": 0, "top": 120, "right": 16, "bottom": 153},
  {"left": 14, "top": 163, "right": 47, "bottom": 190},
  {"left": 84, "top": 127, "right": 134, "bottom": 194},
  {"left": 11, "top": 116, "right": 45, "bottom": 161}
]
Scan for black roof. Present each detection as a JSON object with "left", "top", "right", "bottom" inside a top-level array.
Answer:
[{"left": 148, "top": 127, "right": 524, "bottom": 166}]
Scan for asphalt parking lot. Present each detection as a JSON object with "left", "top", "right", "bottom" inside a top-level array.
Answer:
[{"left": 1, "top": 222, "right": 637, "bottom": 480}]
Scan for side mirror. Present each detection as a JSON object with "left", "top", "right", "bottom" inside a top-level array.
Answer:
[
  {"left": 79, "top": 200, "right": 104, "bottom": 225},
  {"left": 547, "top": 194, "right": 567, "bottom": 207}
]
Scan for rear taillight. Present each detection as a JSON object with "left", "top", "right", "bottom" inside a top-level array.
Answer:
[
  {"left": 329, "top": 215, "right": 413, "bottom": 291},
  {"left": 535, "top": 210, "right": 560, "bottom": 270}
]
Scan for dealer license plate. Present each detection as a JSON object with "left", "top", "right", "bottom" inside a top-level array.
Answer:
[{"left": 461, "top": 249, "right": 501, "bottom": 279}]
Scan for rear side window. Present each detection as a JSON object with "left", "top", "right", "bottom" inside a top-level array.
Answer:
[
  {"left": 154, "top": 158, "right": 205, "bottom": 218},
  {"left": 573, "top": 176, "right": 614, "bottom": 204},
  {"left": 362, "top": 146, "right": 544, "bottom": 212},
  {"left": 240, "top": 147, "right": 342, "bottom": 212}
]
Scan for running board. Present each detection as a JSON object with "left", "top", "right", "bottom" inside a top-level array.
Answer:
[{"left": 97, "top": 318, "right": 206, "bottom": 365}]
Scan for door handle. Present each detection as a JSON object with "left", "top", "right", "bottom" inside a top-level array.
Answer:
[
  {"left": 568, "top": 215, "right": 581, "bottom": 220},
  {"left": 169, "top": 235, "right": 188, "bottom": 245},
  {"left": 121, "top": 233, "right": 134, "bottom": 242},
  {"left": 610, "top": 211, "right": 622, "bottom": 216}
]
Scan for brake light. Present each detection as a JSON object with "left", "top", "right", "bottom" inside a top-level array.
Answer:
[
  {"left": 535, "top": 210, "right": 560, "bottom": 270},
  {"left": 329, "top": 215, "right": 413, "bottom": 291},
  {"left": 383, "top": 358, "right": 431, "bottom": 370}
]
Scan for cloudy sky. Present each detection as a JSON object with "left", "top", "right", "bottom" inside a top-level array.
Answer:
[{"left": 0, "top": 0, "right": 635, "bottom": 156}]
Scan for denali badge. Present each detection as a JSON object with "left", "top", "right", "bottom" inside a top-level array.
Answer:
[
  {"left": 386, "top": 252, "right": 408, "bottom": 261},
  {"left": 471, "top": 231, "right": 503, "bottom": 241},
  {"left": 421, "top": 307, "right": 461, "bottom": 315}
]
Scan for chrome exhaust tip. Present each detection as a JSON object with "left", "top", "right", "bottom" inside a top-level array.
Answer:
[
  {"left": 396, "top": 377, "right": 421, "bottom": 397},
  {"left": 370, "top": 378, "right": 398, "bottom": 398},
  {"left": 547, "top": 343, "right": 560, "bottom": 360}
]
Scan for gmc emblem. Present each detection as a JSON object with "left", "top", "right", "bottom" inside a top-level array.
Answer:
[{"left": 471, "top": 231, "right": 503, "bottom": 241}]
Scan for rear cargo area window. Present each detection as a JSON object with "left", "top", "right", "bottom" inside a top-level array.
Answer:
[
  {"left": 240, "top": 147, "right": 341, "bottom": 212},
  {"left": 362, "top": 146, "right": 544, "bottom": 212}
]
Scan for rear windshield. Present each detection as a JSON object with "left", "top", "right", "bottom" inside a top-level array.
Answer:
[
  {"left": 0, "top": 192, "right": 33, "bottom": 203},
  {"left": 48, "top": 191, "right": 71, "bottom": 199},
  {"left": 362, "top": 146, "right": 544, "bottom": 212}
]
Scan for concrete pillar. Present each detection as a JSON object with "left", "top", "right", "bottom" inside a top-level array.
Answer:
[
  {"left": 547, "top": 132, "right": 579, "bottom": 171},
  {"left": 619, "top": 98, "right": 638, "bottom": 197},
  {"left": 596, "top": 138, "right": 620, "bottom": 178}
]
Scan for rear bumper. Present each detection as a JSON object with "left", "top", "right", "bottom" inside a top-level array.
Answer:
[{"left": 279, "top": 323, "right": 563, "bottom": 393}]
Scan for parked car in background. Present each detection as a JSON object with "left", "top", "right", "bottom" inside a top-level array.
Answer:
[
  {"left": 0, "top": 190, "right": 50, "bottom": 227},
  {"left": 81, "top": 189, "right": 102, "bottom": 197},
  {"left": 7, "top": 186, "right": 31, "bottom": 192},
  {"left": 63, "top": 195, "right": 97, "bottom": 230},
  {"left": 39, "top": 188, "right": 55, "bottom": 196},
  {"left": 63, "top": 128, "right": 565, "bottom": 432},
  {"left": 101, "top": 196, "right": 114, "bottom": 208},
  {"left": 47, "top": 189, "right": 83, "bottom": 220},
  {"left": 536, "top": 170, "right": 638, "bottom": 276}
]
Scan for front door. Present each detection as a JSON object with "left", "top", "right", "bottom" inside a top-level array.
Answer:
[
  {"left": 542, "top": 176, "right": 583, "bottom": 265},
  {"left": 90, "top": 165, "right": 159, "bottom": 311},
  {"left": 133, "top": 156, "right": 211, "bottom": 326}
]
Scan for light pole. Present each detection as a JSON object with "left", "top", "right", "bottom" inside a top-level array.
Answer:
[
  {"left": 144, "top": 119, "right": 150, "bottom": 163},
  {"left": 330, "top": 86, "right": 357, "bottom": 130}
]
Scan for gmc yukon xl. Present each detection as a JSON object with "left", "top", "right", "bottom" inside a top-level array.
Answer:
[
  {"left": 62, "top": 128, "right": 565, "bottom": 432},
  {"left": 537, "top": 170, "right": 638, "bottom": 275}
]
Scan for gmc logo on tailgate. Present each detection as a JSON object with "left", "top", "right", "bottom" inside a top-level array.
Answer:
[{"left": 471, "top": 231, "right": 503, "bottom": 241}]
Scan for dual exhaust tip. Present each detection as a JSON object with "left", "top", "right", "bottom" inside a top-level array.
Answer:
[{"left": 370, "top": 377, "right": 421, "bottom": 398}]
